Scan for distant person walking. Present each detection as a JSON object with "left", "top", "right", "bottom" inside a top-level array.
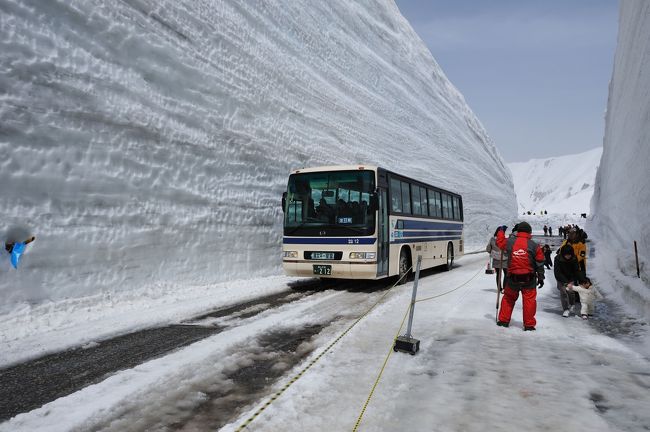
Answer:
[
  {"left": 542, "top": 244, "right": 553, "bottom": 269},
  {"left": 495, "top": 222, "right": 545, "bottom": 331},
  {"left": 543, "top": 225, "right": 548, "bottom": 236},
  {"left": 486, "top": 227, "right": 508, "bottom": 293},
  {"left": 548, "top": 226, "right": 553, "bottom": 236}
]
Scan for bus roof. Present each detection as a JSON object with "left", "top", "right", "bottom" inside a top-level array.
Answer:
[
  {"left": 290, "top": 165, "right": 378, "bottom": 174},
  {"left": 289, "top": 165, "right": 461, "bottom": 198}
]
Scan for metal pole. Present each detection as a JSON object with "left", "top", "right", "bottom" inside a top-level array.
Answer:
[
  {"left": 405, "top": 255, "right": 422, "bottom": 339},
  {"left": 635, "top": 241, "right": 640, "bottom": 278},
  {"left": 496, "top": 248, "right": 503, "bottom": 323}
]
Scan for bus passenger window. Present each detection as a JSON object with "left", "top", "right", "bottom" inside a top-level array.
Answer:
[
  {"left": 428, "top": 190, "right": 442, "bottom": 218},
  {"left": 412, "top": 186, "right": 422, "bottom": 215},
  {"left": 390, "top": 178, "right": 402, "bottom": 212},
  {"left": 401, "top": 182, "right": 411, "bottom": 214},
  {"left": 452, "top": 196, "right": 461, "bottom": 220},
  {"left": 441, "top": 193, "right": 451, "bottom": 219}
]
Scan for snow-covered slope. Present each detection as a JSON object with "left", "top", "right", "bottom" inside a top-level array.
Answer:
[
  {"left": 0, "top": 0, "right": 515, "bottom": 313},
  {"left": 508, "top": 147, "right": 602, "bottom": 215},
  {"left": 589, "top": 1, "right": 650, "bottom": 317}
]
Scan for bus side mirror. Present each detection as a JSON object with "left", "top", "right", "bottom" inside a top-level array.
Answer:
[
  {"left": 369, "top": 193, "right": 379, "bottom": 212},
  {"left": 281, "top": 192, "right": 287, "bottom": 212}
]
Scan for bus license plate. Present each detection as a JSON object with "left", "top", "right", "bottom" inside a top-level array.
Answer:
[
  {"left": 311, "top": 252, "right": 335, "bottom": 260},
  {"left": 313, "top": 265, "right": 332, "bottom": 275}
]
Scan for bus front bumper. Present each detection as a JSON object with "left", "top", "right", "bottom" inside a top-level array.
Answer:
[{"left": 283, "top": 261, "right": 378, "bottom": 279}]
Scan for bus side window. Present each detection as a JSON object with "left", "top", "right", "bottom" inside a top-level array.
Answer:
[
  {"left": 390, "top": 178, "right": 402, "bottom": 212},
  {"left": 452, "top": 196, "right": 460, "bottom": 221},
  {"left": 441, "top": 193, "right": 450, "bottom": 219},
  {"left": 401, "top": 182, "right": 411, "bottom": 214}
]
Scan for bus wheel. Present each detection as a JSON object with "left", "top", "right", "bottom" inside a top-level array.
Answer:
[
  {"left": 445, "top": 243, "right": 454, "bottom": 271},
  {"left": 398, "top": 249, "right": 410, "bottom": 284}
]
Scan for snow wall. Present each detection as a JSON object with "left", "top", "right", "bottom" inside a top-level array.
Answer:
[
  {"left": 590, "top": 1, "right": 650, "bottom": 316},
  {"left": 0, "top": 0, "right": 516, "bottom": 312}
]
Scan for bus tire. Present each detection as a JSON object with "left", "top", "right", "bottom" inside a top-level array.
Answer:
[
  {"left": 445, "top": 243, "right": 454, "bottom": 271},
  {"left": 398, "top": 248, "right": 411, "bottom": 284}
]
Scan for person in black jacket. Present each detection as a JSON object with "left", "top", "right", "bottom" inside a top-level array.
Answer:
[
  {"left": 554, "top": 244, "right": 589, "bottom": 317},
  {"left": 542, "top": 244, "right": 553, "bottom": 269}
]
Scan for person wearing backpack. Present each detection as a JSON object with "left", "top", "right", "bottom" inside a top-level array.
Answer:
[
  {"left": 486, "top": 227, "right": 509, "bottom": 293},
  {"left": 495, "top": 222, "right": 545, "bottom": 331}
]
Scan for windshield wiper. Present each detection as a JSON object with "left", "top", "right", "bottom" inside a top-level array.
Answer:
[
  {"left": 338, "top": 226, "right": 367, "bottom": 234},
  {"left": 286, "top": 218, "right": 322, "bottom": 235}
]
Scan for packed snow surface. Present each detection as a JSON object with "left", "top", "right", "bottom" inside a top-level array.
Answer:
[
  {"left": 2, "top": 254, "right": 649, "bottom": 432},
  {"left": 508, "top": 147, "right": 602, "bottom": 215},
  {"left": 0, "top": 0, "right": 515, "bottom": 314}
]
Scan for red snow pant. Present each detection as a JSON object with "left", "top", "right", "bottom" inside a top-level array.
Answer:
[{"left": 498, "top": 286, "right": 537, "bottom": 328}]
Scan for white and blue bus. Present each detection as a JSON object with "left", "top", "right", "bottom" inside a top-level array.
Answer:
[{"left": 282, "top": 165, "right": 463, "bottom": 282}]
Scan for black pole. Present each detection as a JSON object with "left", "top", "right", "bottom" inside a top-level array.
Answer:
[
  {"left": 634, "top": 241, "right": 640, "bottom": 278},
  {"left": 496, "top": 249, "right": 503, "bottom": 323}
]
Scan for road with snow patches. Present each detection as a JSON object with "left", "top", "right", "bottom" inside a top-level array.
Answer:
[{"left": 0, "top": 272, "right": 424, "bottom": 429}]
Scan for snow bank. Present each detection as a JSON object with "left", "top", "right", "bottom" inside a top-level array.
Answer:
[
  {"left": 0, "top": 0, "right": 515, "bottom": 314},
  {"left": 589, "top": 0, "right": 650, "bottom": 319}
]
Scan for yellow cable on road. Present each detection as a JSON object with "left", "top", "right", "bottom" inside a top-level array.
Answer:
[
  {"left": 352, "top": 266, "right": 483, "bottom": 431},
  {"left": 234, "top": 269, "right": 412, "bottom": 431}
]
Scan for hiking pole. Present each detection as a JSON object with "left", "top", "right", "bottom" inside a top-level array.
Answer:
[{"left": 495, "top": 249, "right": 503, "bottom": 323}]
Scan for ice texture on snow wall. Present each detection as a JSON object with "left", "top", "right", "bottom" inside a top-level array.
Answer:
[
  {"left": 591, "top": 1, "right": 650, "bottom": 274},
  {"left": 0, "top": 0, "right": 515, "bottom": 311}
]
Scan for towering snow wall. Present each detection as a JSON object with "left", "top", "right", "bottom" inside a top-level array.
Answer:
[
  {"left": 0, "top": 0, "right": 515, "bottom": 312},
  {"left": 590, "top": 1, "right": 650, "bottom": 312}
]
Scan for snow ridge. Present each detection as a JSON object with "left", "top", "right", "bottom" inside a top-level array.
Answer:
[{"left": 508, "top": 147, "right": 602, "bottom": 215}]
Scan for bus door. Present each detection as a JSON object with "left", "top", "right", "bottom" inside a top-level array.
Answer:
[{"left": 377, "top": 188, "right": 389, "bottom": 277}]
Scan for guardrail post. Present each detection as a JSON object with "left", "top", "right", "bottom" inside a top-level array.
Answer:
[
  {"left": 635, "top": 241, "right": 640, "bottom": 278},
  {"left": 394, "top": 255, "right": 422, "bottom": 355}
]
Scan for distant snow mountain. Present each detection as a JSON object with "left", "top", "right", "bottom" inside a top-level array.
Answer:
[{"left": 507, "top": 147, "right": 602, "bottom": 215}]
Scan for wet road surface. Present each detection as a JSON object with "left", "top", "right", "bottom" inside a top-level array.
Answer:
[{"left": 0, "top": 288, "right": 319, "bottom": 422}]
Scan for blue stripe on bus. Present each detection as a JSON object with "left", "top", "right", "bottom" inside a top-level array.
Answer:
[
  {"left": 391, "top": 236, "right": 461, "bottom": 244},
  {"left": 283, "top": 237, "right": 377, "bottom": 245},
  {"left": 398, "top": 230, "right": 462, "bottom": 237},
  {"left": 400, "top": 220, "right": 463, "bottom": 230}
]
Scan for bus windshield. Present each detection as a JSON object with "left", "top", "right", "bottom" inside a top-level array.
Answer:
[{"left": 284, "top": 170, "right": 376, "bottom": 236}]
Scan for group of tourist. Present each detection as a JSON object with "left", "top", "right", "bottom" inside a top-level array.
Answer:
[{"left": 486, "top": 221, "right": 595, "bottom": 331}]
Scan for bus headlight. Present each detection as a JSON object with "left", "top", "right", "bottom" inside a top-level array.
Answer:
[
  {"left": 349, "top": 252, "right": 376, "bottom": 260},
  {"left": 283, "top": 251, "right": 298, "bottom": 258}
]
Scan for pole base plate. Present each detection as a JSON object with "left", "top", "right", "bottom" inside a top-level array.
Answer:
[{"left": 393, "top": 336, "right": 420, "bottom": 355}]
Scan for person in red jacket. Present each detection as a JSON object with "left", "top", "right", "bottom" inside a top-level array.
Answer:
[{"left": 495, "top": 221, "right": 545, "bottom": 331}]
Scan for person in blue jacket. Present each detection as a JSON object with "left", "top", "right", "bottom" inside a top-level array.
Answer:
[{"left": 5, "top": 236, "right": 35, "bottom": 269}]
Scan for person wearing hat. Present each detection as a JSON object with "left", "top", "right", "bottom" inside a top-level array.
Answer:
[
  {"left": 557, "top": 227, "right": 587, "bottom": 275},
  {"left": 495, "top": 221, "right": 545, "bottom": 331},
  {"left": 553, "top": 244, "right": 588, "bottom": 316}
]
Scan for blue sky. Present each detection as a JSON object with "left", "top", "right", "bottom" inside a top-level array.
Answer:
[{"left": 394, "top": 0, "right": 618, "bottom": 162}]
